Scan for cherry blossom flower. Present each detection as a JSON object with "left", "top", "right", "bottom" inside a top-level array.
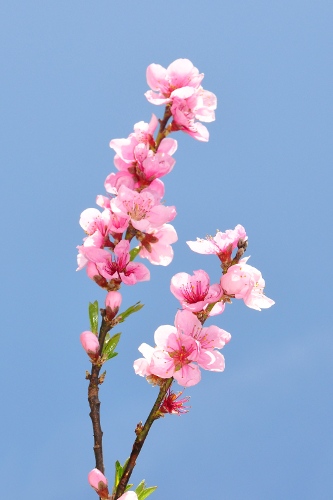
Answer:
[
  {"left": 170, "top": 87, "right": 217, "bottom": 141},
  {"left": 220, "top": 257, "right": 275, "bottom": 311},
  {"left": 145, "top": 59, "right": 217, "bottom": 141},
  {"left": 138, "top": 223, "right": 178, "bottom": 266},
  {"left": 145, "top": 59, "right": 204, "bottom": 104},
  {"left": 187, "top": 224, "right": 247, "bottom": 262},
  {"left": 111, "top": 184, "right": 176, "bottom": 232},
  {"left": 88, "top": 469, "right": 109, "bottom": 499},
  {"left": 175, "top": 310, "right": 231, "bottom": 350},
  {"left": 133, "top": 342, "right": 155, "bottom": 378},
  {"left": 151, "top": 330, "right": 201, "bottom": 386},
  {"left": 110, "top": 116, "right": 177, "bottom": 187},
  {"left": 170, "top": 269, "right": 223, "bottom": 313},
  {"left": 79, "top": 208, "right": 112, "bottom": 249},
  {"left": 78, "top": 239, "right": 150, "bottom": 286},
  {"left": 134, "top": 310, "right": 231, "bottom": 387}
]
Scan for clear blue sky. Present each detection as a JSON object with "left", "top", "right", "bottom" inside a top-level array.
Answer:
[{"left": 1, "top": 1, "right": 332, "bottom": 499}]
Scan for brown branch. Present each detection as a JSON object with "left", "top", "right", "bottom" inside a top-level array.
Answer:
[
  {"left": 155, "top": 106, "right": 172, "bottom": 151},
  {"left": 114, "top": 377, "right": 173, "bottom": 499},
  {"left": 87, "top": 316, "right": 115, "bottom": 475}
]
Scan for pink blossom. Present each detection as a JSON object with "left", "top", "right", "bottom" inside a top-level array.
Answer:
[
  {"left": 134, "top": 310, "right": 231, "bottom": 387},
  {"left": 170, "top": 269, "right": 223, "bottom": 313},
  {"left": 105, "top": 171, "right": 136, "bottom": 195},
  {"left": 80, "top": 331, "right": 100, "bottom": 360},
  {"left": 80, "top": 208, "right": 109, "bottom": 235},
  {"left": 187, "top": 224, "right": 247, "bottom": 261},
  {"left": 96, "top": 195, "right": 110, "bottom": 209},
  {"left": 152, "top": 331, "right": 201, "bottom": 386},
  {"left": 135, "top": 325, "right": 201, "bottom": 387},
  {"left": 111, "top": 185, "right": 176, "bottom": 232},
  {"left": 110, "top": 115, "right": 158, "bottom": 160},
  {"left": 145, "top": 59, "right": 204, "bottom": 103},
  {"left": 78, "top": 239, "right": 150, "bottom": 286},
  {"left": 170, "top": 87, "right": 217, "bottom": 141},
  {"left": 88, "top": 468, "right": 109, "bottom": 499},
  {"left": 159, "top": 388, "right": 190, "bottom": 415},
  {"left": 133, "top": 343, "right": 155, "bottom": 377},
  {"left": 145, "top": 59, "right": 216, "bottom": 141},
  {"left": 139, "top": 223, "right": 178, "bottom": 266},
  {"left": 175, "top": 309, "right": 231, "bottom": 352},
  {"left": 220, "top": 257, "right": 275, "bottom": 311},
  {"left": 79, "top": 208, "right": 111, "bottom": 249},
  {"left": 109, "top": 116, "right": 177, "bottom": 187}
]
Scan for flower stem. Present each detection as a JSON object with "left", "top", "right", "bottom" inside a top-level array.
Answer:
[
  {"left": 155, "top": 106, "right": 172, "bottom": 150},
  {"left": 114, "top": 377, "right": 173, "bottom": 499}
]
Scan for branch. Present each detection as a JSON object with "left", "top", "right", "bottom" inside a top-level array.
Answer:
[
  {"left": 87, "top": 316, "right": 115, "bottom": 474},
  {"left": 155, "top": 106, "right": 172, "bottom": 150},
  {"left": 114, "top": 377, "right": 173, "bottom": 499}
]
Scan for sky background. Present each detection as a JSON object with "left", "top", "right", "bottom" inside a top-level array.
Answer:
[{"left": 1, "top": 1, "right": 332, "bottom": 499}]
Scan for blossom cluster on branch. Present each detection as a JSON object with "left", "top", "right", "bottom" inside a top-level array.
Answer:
[{"left": 77, "top": 59, "right": 274, "bottom": 500}]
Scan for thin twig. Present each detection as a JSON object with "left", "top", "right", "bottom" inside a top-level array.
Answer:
[
  {"left": 114, "top": 377, "right": 173, "bottom": 499},
  {"left": 155, "top": 106, "right": 172, "bottom": 150}
]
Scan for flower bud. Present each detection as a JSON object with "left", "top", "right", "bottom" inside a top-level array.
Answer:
[
  {"left": 88, "top": 468, "right": 109, "bottom": 499},
  {"left": 80, "top": 331, "right": 100, "bottom": 361},
  {"left": 105, "top": 291, "right": 122, "bottom": 321}
]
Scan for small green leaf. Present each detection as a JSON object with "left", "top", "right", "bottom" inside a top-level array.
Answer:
[
  {"left": 103, "top": 333, "right": 121, "bottom": 361},
  {"left": 117, "top": 302, "right": 144, "bottom": 323},
  {"left": 106, "top": 351, "right": 118, "bottom": 360},
  {"left": 135, "top": 480, "right": 146, "bottom": 495},
  {"left": 113, "top": 458, "right": 130, "bottom": 491},
  {"left": 124, "top": 483, "right": 133, "bottom": 491},
  {"left": 129, "top": 246, "right": 140, "bottom": 261},
  {"left": 114, "top": 460, "right": 123, "bottom": 489},
  {"left": 88, "top": 301, "right": 99, "bottom": 334},
  {"left": 103, "top": 333, "right": 121, "bottom": 355},
  {"left": 138, "top": 486, "right": 157, "bottom": 500}
]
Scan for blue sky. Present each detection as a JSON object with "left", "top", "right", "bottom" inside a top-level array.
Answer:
[{"left": 1, "top": 1, "right": 332, "bottom": 499}]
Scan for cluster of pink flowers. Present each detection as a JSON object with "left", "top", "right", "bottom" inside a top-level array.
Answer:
[
  {"left": 77, "top": 59, "right": 216, "bottom": 296},
  {"left": 79, "top": 59, "right": 219, "bottom": 495},
  {"left": 187, "top": 224, "right": 275, "bottom": 311},
  {"left": 79, "top": 60, "right": 275, "bottom": 499},
  {"left": 145, "top": 59, "right": 217, "bottom": 141},
  {"left": 134, "top": 224, "right": 274, "bottom": 388}
]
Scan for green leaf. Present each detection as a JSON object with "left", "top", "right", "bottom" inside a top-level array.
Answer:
[
  {"left": 135, "top": 480, "right": 146, "bottom": 495},
  {"left": 114, "top": 460, "right": 123, "bottom": 490},
  {"left": 103, "top": 332, "right": 121, "bottom": 357},
  {"left": 88, "top": 301, "right": 99, "bottom": 334},
  {"left": 138, "top": 486, "right": 157, "bottom": 500},
  {"left": 113, "top": 458, "right": 130, "bottom": 491},
  {"left": 129, "top": 246, "right": 140, "bottom": 261},
  {"left": 106, "top": 351, "right": 118, "bottom": 360},
  {"left": 125, "top": 484, "right": 133, "bottom": 491},
  {"left": 117, "top": 302, "right": 144, "bottom": 323}
]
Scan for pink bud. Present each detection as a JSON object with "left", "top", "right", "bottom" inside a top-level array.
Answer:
[
  {"left": 105, "top": 291, "right": 122, "bottom": 320},
  {"left": 88, "top": 468, "right": 109, "bottom": 499},
  {"left": 80, "top": 331, "right": 100, "bottom": 359}
]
